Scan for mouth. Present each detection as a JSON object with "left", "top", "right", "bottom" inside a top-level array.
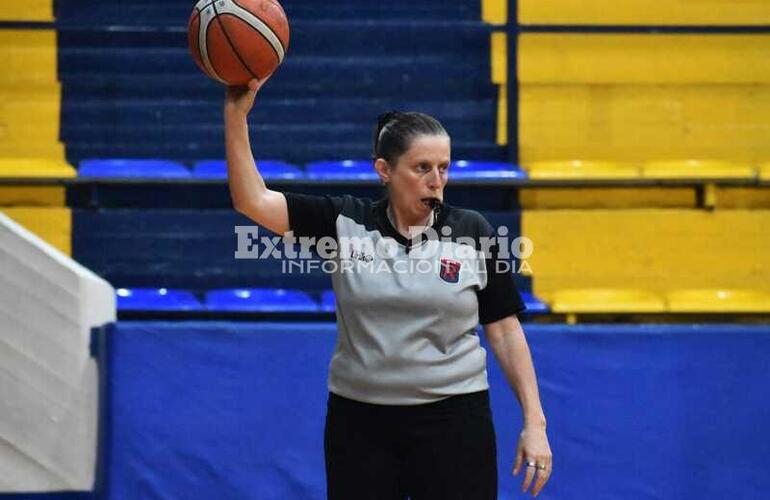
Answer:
[{"left": 421, "top": 197, "right": 441, "bottom": 209}]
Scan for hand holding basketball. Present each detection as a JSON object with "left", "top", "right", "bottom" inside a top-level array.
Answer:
[{"left": 225, "top": 78, "right": 264, "bottom": 116}]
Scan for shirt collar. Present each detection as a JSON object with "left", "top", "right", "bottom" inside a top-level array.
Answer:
[{"left": 374, "top": 197, "right": 448, "bottom": 248}]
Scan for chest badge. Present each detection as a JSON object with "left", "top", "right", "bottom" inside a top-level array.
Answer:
[{"left": 439, "top": 258, "right": 462, "bottom": 283}]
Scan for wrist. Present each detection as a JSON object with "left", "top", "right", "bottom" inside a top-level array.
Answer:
[
  {"left": 524, "top": 412, "right": 547, "bottom": 429},
  {"left": 224, "top": 105, "right": 248, "bottom": 119}
]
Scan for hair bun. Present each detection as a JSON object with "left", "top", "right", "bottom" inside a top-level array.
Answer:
[
  {"left": 373, "top": 111, "right": 400, "bottom": 158},
  {"left": 376, "top": 111, "right": 399, "bottom": 134}
]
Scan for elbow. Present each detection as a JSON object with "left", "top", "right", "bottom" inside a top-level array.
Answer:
[
  {"left": 231, "top": 198, "right": 247, "bottom": 214},
  {"left": 232, "top": 198, "right": 257, "bottom": 218},
  {"left": 483, "top": 325, "right": 506, "bottom": 348}
]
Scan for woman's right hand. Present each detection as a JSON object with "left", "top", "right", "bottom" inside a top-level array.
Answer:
[{"left": 225, "top": 78, "right": 267, "bottom": 116}]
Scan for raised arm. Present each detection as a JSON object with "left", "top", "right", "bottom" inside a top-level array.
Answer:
[{"left": 224, "top": 79, "right": 289, "bottom": 235}]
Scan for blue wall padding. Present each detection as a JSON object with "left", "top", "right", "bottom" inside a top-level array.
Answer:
[{"left": 95, "top": 323, "right": 770, "bottom": 500}]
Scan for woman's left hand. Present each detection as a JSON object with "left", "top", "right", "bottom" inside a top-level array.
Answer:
[{"left": 513, "top": 425, "right": 552, "bottom": 497}]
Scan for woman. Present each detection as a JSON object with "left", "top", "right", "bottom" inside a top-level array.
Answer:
[{"left": 225, "top": 79, "right": 552, "bottom": 499}]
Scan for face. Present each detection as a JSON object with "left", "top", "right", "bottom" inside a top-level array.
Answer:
[{"left": 376, "top": 134, "right": 451, "bottom": 222}]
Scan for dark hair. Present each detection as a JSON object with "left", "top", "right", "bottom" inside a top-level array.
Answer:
[{"left": 372, "top": 111, "right": 448, "bottom": 165}]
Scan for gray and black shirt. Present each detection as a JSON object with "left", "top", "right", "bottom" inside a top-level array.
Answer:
[{"left": 285, "top": 193, "right": 525, "bottom": 405}]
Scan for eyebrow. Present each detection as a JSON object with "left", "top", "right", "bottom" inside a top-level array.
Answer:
[{"left": 411, "top": 159, "right": 450, "bottom": 166}]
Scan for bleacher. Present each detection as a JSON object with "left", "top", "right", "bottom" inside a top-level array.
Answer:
[
  {"left": 55, "top": 0, "right": 502, "bottom": 164},
  {"left": 2, "top": 0, "right": 770, "bottom": 498},
  {"left": 1, "top": 0, "right": 767, "bottom": 318}
]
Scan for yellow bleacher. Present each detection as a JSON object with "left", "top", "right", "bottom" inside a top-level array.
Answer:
[
  {"left": 524, "top": 160, "right": 640, "bottom": 180},
  {"left": 549, "top": 288, "right": 666, "bottom": 314},
  {"left": 0, "top": 20, "right": 73, "bottom": 254},
  {"left": 523, "top": 209, "right": 770, "bottom": 303},
  {"left": 518, "top": 23, "right": 770, "bottom": 316},
  {"left": 666, "top": 289, "right": 770, "bottom": 313},
  {"left": 642, "top": 160, "right": 756, "bottom": 180},
  {"left": 0, "top": 30, "right": 65, "bottom": 160},
  {"left": 518, "top": 0, "right": 770, "bottom": 26},
  {"left": 518, "top": 34, "right": 770, "bottom": 165},
  {"left": 0, "top": 158, "right": 75, "bottom": 178},
  {"left": 760, "top": 163, "right": 770, "bottom": 183},
  {"left": 0, "top": 1, "right": 53, "bottom": 22}
]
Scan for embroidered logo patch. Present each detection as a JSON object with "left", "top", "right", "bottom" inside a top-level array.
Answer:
[{"left": 439, "top": 258, "right": 461, "bottom": 283}]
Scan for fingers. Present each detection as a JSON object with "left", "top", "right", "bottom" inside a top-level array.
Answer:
[
  {"left": 519, "top": 457, "right": 552, "bottom": 497},
  {"left": 520, "top": 460, "right": 536, "bottom": 494},
  {"left": 531, "top": 461, "right": 552, "bottom": 497},
  {"left": 226, "top": 78, "right": 259, "bottom": 95},
  {"left": 512, "top": 445, "right": 524, "bottom": 476},
  {"left": 225, "top": 85, "right": 249, "bottom": 100}
]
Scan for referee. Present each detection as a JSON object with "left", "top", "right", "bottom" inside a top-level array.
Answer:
[{"left": 224, "top": 79, "right": 552, "bottom": 499}]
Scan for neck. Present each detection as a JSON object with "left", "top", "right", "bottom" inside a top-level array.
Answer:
[{"left": 388, "top": 201, "right": 434, "bottom": 238}]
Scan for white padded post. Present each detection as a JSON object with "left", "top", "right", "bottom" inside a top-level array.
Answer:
[{"left": 0, "top": 212, "right": 115, "bottom": 491}]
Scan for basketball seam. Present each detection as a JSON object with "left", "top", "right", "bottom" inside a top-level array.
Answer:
[
  {"left": 221, "top": 13, "right": 281, "bottom": 68},
  {"left": 232, "top": 0, "right": 287, "bottom": 52},
  {"left": 225, "top": 0, "right": 284, "bottom": 62},
  {"left": 212, "top": 2, "right": 262, "bottom": 81},
  {"left": 195, "top": 0, "right": 217, "bottom": 15},
  {"left": 197, "top": 7, "right": 227, "bottom": 84}
]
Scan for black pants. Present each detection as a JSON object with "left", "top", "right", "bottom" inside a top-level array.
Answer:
[{"left": 324, "top": 390, "right": 498, "bottom": 500}]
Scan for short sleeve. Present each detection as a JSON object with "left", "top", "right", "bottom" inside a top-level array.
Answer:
[
  {"left": 284, "top": 192, "right": 344, "bottom": 240},
  {"left": 475, "top": 222, "right": 526, "bottom": 325}
]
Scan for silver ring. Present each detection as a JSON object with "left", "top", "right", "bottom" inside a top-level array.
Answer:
[{"left": 526, "top": 461, "right": 537, "bottom": 468}]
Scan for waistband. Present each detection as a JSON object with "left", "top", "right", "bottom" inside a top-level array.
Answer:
[{"left": 327, "top": 390, "right": 490, "bottom": 417}]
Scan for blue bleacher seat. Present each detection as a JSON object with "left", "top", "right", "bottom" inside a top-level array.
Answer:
[
  {"left": 521, "top": 292, "right": 549, "bottom": 314},
  {"left": 305, "top": 160, "right": 379, "bottom": 181},
  {"left": 116, "top": 288, "right": 202, "bottom": 311},
  {"left": 79, "top": 159, "right": 190, "bottom": 179},
  {"left": 320, "top": 290, "right": 336, "bottom": 312},
  {"left": 204, "top": 288, "right": 319, "bottom": 312},
  {"left": 450, "top": 161, "right": 526, "bottom": 180},
  {"left": 192, "top": 160, "right": 303, "bottom": 180}
]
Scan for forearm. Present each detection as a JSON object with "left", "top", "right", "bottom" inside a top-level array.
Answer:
[
  {"left": 487, "top": 321, "right": 546, "bottom": 428},
  {"left": 224, "top": 107, "right": 267, "bottom": 211}
]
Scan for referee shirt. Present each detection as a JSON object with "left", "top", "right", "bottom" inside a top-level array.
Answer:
[{"left": 285, "top": 193, "right": 525, "bottom": 405}]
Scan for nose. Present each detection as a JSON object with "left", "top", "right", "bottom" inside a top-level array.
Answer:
[{"left": 427, "top": 167, "right": 442, "bottom": 190}]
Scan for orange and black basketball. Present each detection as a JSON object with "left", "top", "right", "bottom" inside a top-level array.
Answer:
[{"left": 188, "top": 0, "right": 289, "bottom": 85}]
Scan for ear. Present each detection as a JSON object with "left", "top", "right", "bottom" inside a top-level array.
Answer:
[{"left": 374, "top": 158, "right": 392, "bottom": 184}]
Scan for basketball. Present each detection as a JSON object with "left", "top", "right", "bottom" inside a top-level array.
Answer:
[{"left": 188, "top": 0, "right": 289, "bottom": 86}]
